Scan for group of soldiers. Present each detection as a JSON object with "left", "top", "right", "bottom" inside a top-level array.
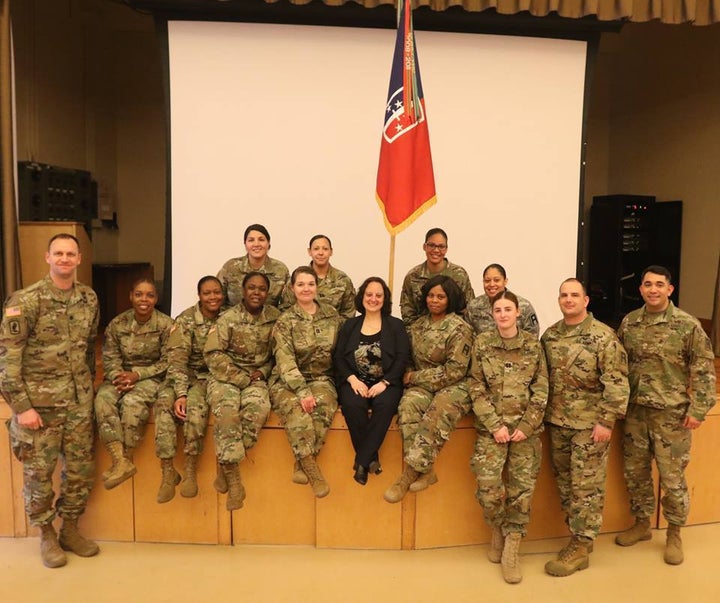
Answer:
[{"left": 0, "top": 229, "right": 716, "bottom": 580}]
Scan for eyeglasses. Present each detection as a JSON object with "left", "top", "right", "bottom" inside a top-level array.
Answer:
[{"left": 425, "top": 243, "right": 447, "bottom": 251}]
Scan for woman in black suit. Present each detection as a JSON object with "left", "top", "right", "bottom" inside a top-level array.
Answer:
[{"left": 334, "top": 277, "right": 410, "bottom": 485}]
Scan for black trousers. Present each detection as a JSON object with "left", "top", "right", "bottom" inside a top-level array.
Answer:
[{"left": 338, "top": 381, "right": 402, "bottom": 468}]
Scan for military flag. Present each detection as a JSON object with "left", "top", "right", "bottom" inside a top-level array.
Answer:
[{"left": 375, "top": 0, "right": 436, "bottom": 235}]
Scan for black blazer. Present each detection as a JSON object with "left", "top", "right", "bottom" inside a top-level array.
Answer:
[{"left": 333, "top": 314, "right": 410, "bottom": 387}]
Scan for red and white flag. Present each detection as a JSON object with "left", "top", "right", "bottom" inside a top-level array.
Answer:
[{"left": 375, "top": 0, "right": 437, "bottom": 234}]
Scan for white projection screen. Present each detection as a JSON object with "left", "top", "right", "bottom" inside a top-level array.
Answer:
[{"left": 168, "top": 20, "right": 587, "bottom": 329}]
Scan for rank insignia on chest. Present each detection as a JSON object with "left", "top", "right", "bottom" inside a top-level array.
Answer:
[
  {"left": 504, "top": 362, "right": 513, "bottom": 370},
  {"left": 315, "top": 327, "right": 322, "bottom": 335}
]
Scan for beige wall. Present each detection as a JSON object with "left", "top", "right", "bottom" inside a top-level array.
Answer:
[
  {"left": 13, "top": 0, "right": 166, "bottom": 285},
  {"left": 12, "top": 3, "right": 719, "bottom": 318},
  {"left": 586, "top": 23, "right": 720, "bottom": 319}
]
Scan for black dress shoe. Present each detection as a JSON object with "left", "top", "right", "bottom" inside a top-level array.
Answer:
[
  {"left": 353, "top": 466, "right": 368, "bottom": 485},
  {"left": 368, "top": 460, "right": 383, "bottom": 475}
]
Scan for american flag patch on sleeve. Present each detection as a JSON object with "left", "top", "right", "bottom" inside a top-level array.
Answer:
[{"left": 5, "top": 306, "right": 22, "bottom": 317}]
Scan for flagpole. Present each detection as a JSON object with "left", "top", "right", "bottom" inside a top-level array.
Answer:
[{"left": 388, "top": 233, "right": 396, "bottom": 294}]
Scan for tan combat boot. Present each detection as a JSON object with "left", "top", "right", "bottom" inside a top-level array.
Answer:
[
  {"left": 664, "top": 524, "right": 684, "bottom": 565},
  {"left": 544, "top": 536, "right": 590, "bottom": 576},
  {"left": 180, "top": 454, "right": 199, "bottom": 498},
  {"left": 383, "top": 465, "right": 420, "bottom": 504},
  {"left": 59, "top": 518, "right": 100, "bottom": 557},
  {"left": 223, "top": 463, "right": 246, "bottom": 510},
  {"left": 40, "top": 524, "right": 67, "bottom": 568},
  {"left": 615, "top": 517, "right": 651, "bottom": 546},
  {"left": 487, "top": 526, "right": 504, "bottom": 563},
  {"left": 299, "top": 456, "right": 330, "bottom": 498},
  {"left": 104, "top": 440, "right": 137, "bottom": 490},
  {"left": 501, "top": 532, "right": 523, "bottom": 584},
  {"left": 409, "top": 467, "right": 438, "bottom": 493},
  {"left": 292, "top": 460, "right": 309, "bottom": 485},
  {"left": 214, "top": 461, "right": 228, "bottom": 494},
  {"left": 157, "top": 458, "right": 181, "bottom": 503}
]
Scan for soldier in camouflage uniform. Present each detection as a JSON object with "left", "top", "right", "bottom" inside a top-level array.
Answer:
[
  {"left": 465, "top": 263, "right": 539, "bottom": 337},
  {"left": 279, "top": 235, "right": 356, "bottom": 318},
  {"left": 616, "top": 265, "right": 716, "bottom": 565},
  {"left": 204, "top": 272, "right": 281, "bottom": 510},
  {"left": 384, "top": 275, "right": 473, "bottom": 503},
  {"left": 94, "top": 278, "right": 172, "bottom": 490},
  {"left": 0, "top": 234, "right": 99, "bottom": 568},
  {"left": 154, "top": 276, "right": 227, "bottom": 503},
  {"left": 270, "top": 266, "right": 341, "bottom": 498},
  {"left": 217, "top": 223, "right": 289, "bottom": 307},
  {"left": 541, "top": 278, "right": 629, "bottom": 576},
  {"left": 468, "top": 290, "right": 548, "bottom": 584},
  {"left": 399, "top": 227, "right": 474, "bottom": 326}
]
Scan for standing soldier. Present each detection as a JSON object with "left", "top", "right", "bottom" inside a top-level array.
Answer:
[
  {"left": 399, "top": 228, "right": 474, "bottom": 326},
  {"left": 468, "top": 290, "right": 548, "bottom": 585},
  {"left": 615, "top": 265, "right": 716, "bottom": 565},
  {"left": 0, "top": 233, "right": 99, "bottom": 568},
  {"left": 541, "top": 278, "right": 629, "bottom": 576}
]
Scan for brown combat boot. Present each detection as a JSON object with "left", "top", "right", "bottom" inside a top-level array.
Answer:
[
  {"left": 223, "top": 463, "right": 246, "bottom": 510},
  {"left": 40, "top": 524, "right": 67, "bottom": 568},
  {"left": 501, "top": 532, "right": 523, "bottom": 584},
  {"left": 615, "top": 516, "right": 652, "bottom": 546},
  {"left": 214, "top": 461, "right": 228, "bottom": 493},
  {"left": 59, "top": 518, "right": 100, "bottom": 557},
  {"left": 299, "top": 456, "right": 330, "bottom": 498},
  {"left": 292, "top": 460, "right": 309, "bottom": 485},
  {"left": 409, "top": 467, "right": 438, "bottom": 493},
  {"left": 487, "top": 526, "right": 504, "bottom": 563},
  {"left": 664, "top": 524, "right": 684, "bottom": 565},
  {"left": 104, "top": 441, "right": 137, "bottom": 489},
  {"left": 383, "top": 465, "right": 420, "bottom": 504},
  {"left": 157, "top": 458, "right": 181, "bottom": 503},
  {"left": 545, "top": 536, "right": 591, "bottom": 576},
  {"left": 180, "top": 454, "right": 199, "bottom": 498}
]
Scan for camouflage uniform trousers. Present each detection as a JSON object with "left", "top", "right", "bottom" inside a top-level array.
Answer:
[
  {"left": 154, "top": 380, "right": 210, "bottom": 459},
  {"left": 622, "top": 403, "right": 691, "bottom": 525},
  {"left": 547, "top": 424, "right": 611, "bottom": 540},
  {"left": 95, "top": 378, "right": 162, "bottom": 449},
  {"left": 399, "top": 384, "right": 471, "bottom": 473},
  {"left": 471, "top": 432, "right": 541, "bottom": 536},
  {"left": 7, "top": 404, "right": 94, "bottom": 526},
  {"left": 270, "top": 379, "right": 337, "bottom": 460},
  {"left": 208, "top": 379, "right": 271, "bottom": 464}
]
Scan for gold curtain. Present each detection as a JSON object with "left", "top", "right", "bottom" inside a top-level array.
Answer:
[
  {"left": 265, "top": 0, "right": 720, "bottom": 25},
  {"left": 0, "top": 0, "right": 20, "bottom": 300}
]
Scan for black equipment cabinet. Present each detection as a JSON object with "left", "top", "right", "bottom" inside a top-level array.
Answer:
[{"left": 589, "top": 195, "right": 682, "bottom": 325}]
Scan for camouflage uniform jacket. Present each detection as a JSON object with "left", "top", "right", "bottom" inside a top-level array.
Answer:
[
  {"left": 279, "top": 264, "right": 356, "bottom": 318},
  {"left": 166, "top": 303, "right": 227, "bottom": 399},
  {"left": 217, "top": 255, "right": 289, "bottom": 307},
  {"left": 204, "top": 303, "right": 280, "bottom": 389},
  {"left": 542, "top": 313, "right": 629, "bottom": 430},
  {"left": 618, "top": 302, "right": 716, "bottom": 421},
  {"left": 271, "top": 301, "right": 341, "bottom": 399},
  {"left": 102, "top": 308, "right": 173, "bottom": 383},
  {"left": 0, "top": 276, "right": 98, "bottom": 414},
  {"left": 400, "top": 259, "right": 475, "bottom": 326},
  {"left": 469, "top": 329, "right": 548, "bottom": 437},
  {"left": 465, "top": 293, "right": 540, "bottom": 337},
  {"left": 405, "top": 313, "right": 473, "bottom": 393}
]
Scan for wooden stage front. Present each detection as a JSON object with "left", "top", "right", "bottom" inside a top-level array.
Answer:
[{"left": 2, "top": 360, "right": 719, "bottom": 549}]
